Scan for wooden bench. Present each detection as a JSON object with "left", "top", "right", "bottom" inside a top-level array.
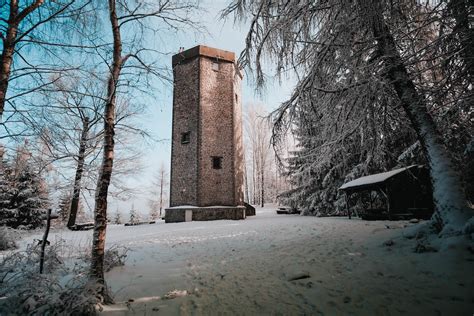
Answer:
[{"left": 70, "top": 222, "right": 95, "bottom": 231}]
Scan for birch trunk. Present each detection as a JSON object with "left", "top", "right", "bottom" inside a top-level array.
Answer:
[
  {"left": 67, "top": 117, "right": 89, "bottom": 228},
  {"left": 0, "top": 21, "right": 16, "bottom": 121},
  {"left": 0, "top": 0, "right": 44, "bottom": 121},
  {"left": 244, "top": 156, "right": 250, "bottom": 203},
  {"left": 364, "top": 2, "right": 473, "bottom": 234},
  {"left": 252, "top": 152, "right": 257, "bottom": 205},
  {"left": 260, "top": 166, "right": 264, "bottom": 207},
  {"left": 90, "top": 0, "right": 123, "bottom": 301}
]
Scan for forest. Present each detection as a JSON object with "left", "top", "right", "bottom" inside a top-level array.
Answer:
[
  {"left": 0, "top": 0, "right": 473, "bottom": 314},
  {"left": 226, "top": 0, "right": 473, "bottom": 233}
]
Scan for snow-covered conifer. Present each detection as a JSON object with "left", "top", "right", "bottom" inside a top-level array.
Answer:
[
  {"left": 0, "top": 159, "right": 14, "bottom": 226},
  {"left": 129, "top": 207, "right": 140, "bottom": 225},
  {"left": 57, "top": 191, "right": 72, "bottom": 223},
  {"left": 113, "top": 210, "right": 122, "bottom": 225},
  {"left": 9, "top": 164, "right": 49, "bottom": 229}
]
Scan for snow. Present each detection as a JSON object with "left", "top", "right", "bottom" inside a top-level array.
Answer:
[
  {"left": 339, "top": 165, "right": 419, "bottom": 190},
  {"left": 166, "top": 205, "right": 243, "bottom": 209},
  {"left": 7, "top": 205, "right": 474, "bottom": 315},
  {"left": 166, "top": 205, "right": 200, "bottom": 209}
]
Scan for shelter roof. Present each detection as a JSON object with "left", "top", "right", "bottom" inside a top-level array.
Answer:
[{"left": 339, "top": 165, "right": 420, "bottom": 192}]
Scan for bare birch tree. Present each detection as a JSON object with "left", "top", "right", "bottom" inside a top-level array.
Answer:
[
  {"left": 90, "top": 0, "right": 202, "bottom": 301},
  {"left": 32, "top": 75, "right": 104, "bottom": 228},
  {"left": 148, "top": 162, "right": 169, "bottom": 220},
  {"left": 244, "top": 103, "right": 272, "bottom": 207},
  {"left": 31, "top": 73, "right": 146, "bottom": 228}
]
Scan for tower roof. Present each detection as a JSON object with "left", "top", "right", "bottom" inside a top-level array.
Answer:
[{"left": 172, "top": 45, "right": 235, "bottom": 67}]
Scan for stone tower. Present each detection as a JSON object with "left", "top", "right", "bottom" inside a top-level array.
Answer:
[{"left": 165, "top": 45, "right": 245, "bottom": 223}]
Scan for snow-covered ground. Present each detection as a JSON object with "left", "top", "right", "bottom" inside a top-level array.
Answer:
[{"left": 14, "top": 205, "right": 474, "bottom": 315}]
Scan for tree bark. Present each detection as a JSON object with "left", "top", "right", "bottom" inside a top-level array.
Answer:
[
  {"left": 90, "top": 0, "right": 123, "bottom": 302},
  {"left": 260, "top": 166, "right": 264, "bottom": 207},
  {"left": 252, "top": 152, "right": 257, "bottom": 205},
  {"left": 0, "top": 0, "right": 44, "bottom": 121},
  {"left": 67, "top": 117, "right": 89, "bottom": 228},
  {"left": 244, "top": 156, "right": 250, "bottom": 203},
  {"left": 0, "top": 2, "right": 20, "bottom": 121},
  {"left": 159, "top": 171, "right": 164, "bottom": 217},
  {"left": 363, "top": 1, "right": 473, "bottom": 234}
]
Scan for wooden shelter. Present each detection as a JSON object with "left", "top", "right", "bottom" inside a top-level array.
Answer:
[{"left": 339, "top": 165, "right": 433, "bottom": 220}]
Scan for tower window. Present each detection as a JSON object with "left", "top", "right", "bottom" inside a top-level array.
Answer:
[
  {"left": 181, "top": 132, "right": 190, "bottom": 144},
  {"left": 212, "top": 156, "right": 223, "bottom": 169},
  {"left": 235, "top": 93, "right": 238, "bottom": 102},
  {"left": 212, "top": 62, "right": 219, "bottom": 71}
]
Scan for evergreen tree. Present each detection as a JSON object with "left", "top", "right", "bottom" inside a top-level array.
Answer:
[
  {"left": 0, "top": 147, "right": 49, "bottom": 229},
  {"left": 129, "top": 206, "right": 140, "bottom": 225},
  {"left": 113, "top": 209, "right": 122, "bottom": 225},
  {"left": 149, "top": 208, "right": 159, "bottom": 221},
  {"left": 8, "top": 164, "right": 49, "bottom": 229},
  {"left": 0, "top": 159, "right": 13, "bottom": 226},
  {"left": 279, "top": 98, "right": 422, "bottom": 216},
  {"left": 57, "top": 191, "right": 72, "bottom": 223},
  {"left": 226, "top": 0, "right": 473, "bottom": 233},
  {"left": 75, "top": 204, "right": 89, "bottom": 223}
]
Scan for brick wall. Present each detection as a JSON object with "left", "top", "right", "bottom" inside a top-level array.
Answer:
[
  {"left": 198, "top": 57, "right": 236, "bottom": 206},
  {"left": 169, "top": 58, "right": 200, "bottom": 206}
]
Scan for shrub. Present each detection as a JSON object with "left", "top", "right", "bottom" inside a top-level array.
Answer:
[
  {"left": 81, "top": 244, "right": 129, "bottom": 272},
  {"left": 0, "top": 226, "right": 17, "bottom": 251},
  {"left": 103, "top": 245, "right": 128, "bottom": 272},
  {"left": 0, "top": 240, "right": 100, "bottom": 315}
]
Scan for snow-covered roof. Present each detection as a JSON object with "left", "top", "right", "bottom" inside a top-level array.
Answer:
[{"left": 339, "top": 165, "right": 419, "bottom": 191}]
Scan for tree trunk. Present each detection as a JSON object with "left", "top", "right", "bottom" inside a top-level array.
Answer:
[
  {"left": 0, "top": 4, "right": 19, "bottom": 121},
  {"left": 364, "top": 1, "right": 473, "bottom": 234},
  {"left": 244, "top": 156, "right": 250, "bottom": 203},
  {"left": 159, "top": 173, "right": 163, "bottom": 217},
  {"left": 252, "top": 153, "right": 257, "bottom": 205},
  {"left": 0, "top": 0, "right": 44, "bottom": 121},
  {"left": 90, "top": 0, "right": 123, "bottom": 302},
  {"left": 260, "top": 166, "right": 264, "bottom": 207},
  {"left": 67, "top": 117, "right": 89, "bottom": 228}
]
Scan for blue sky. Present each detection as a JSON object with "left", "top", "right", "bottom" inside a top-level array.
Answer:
[{"left": 111, "top": 1, "right": 296, "bottom": 215}]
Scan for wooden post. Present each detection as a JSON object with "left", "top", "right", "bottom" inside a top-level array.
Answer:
[
  {"left": 387, "top": 187, "right": 391, "bottom": 221},
  {"left": 40, "top": 208, "right": 52, "bottom": 274},
  {"left": 379, "top": 187, "right": 390, "bottom": 220},
  {"left": 369, "top": 190, "right": 373, "bottom": 210},
  {"left": 345, "top": 192, "right": 351, "bottom": 219}
]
